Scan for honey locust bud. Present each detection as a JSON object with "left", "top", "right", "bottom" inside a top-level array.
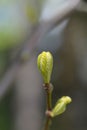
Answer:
[
  {"left": 37, "top": 51, "right": 53, "bottom": 83},
  {"left": 50, "top": 96, "right": 72, "bottom": 117}
]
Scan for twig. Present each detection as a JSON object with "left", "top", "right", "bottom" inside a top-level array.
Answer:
[
  {"left": 43, "top": 83, "right": 52, "bottom": 130},
  {"left": 44, "top": 117, "right": 51, "bottom": 130}
]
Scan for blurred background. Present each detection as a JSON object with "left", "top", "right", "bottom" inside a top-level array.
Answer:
[{"left": 0, "top": 0, "right": 87, "bottom": 130}]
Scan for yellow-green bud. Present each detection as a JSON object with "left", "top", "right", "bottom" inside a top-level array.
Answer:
[
  {"left": 50, "top": 96, "right": 72, "bottom": 117},
  {"left": 37, "top": 51, "right": 53, "bottom": 83}
]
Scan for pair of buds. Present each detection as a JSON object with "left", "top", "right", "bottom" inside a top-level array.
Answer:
[{"left": 37, "top": 51, "right": 72, "bottom": 117}]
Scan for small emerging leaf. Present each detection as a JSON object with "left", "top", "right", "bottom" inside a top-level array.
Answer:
[
  {"left": 50, "top": 96, "right": 72, "bottom": 117},
  {"left": 37, "top": 51, "right": 53, "bottom": 83}
]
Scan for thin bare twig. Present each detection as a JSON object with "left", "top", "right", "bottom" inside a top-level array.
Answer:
[{"left": 43, "top": 83, "right": 52, "bottom": 130}]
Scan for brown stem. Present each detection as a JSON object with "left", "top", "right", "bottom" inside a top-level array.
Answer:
[
  {"left": 44, "top": 116, "right": 51, "bottom": 130},
  {"left": 43, "top": 83, "right": 53, "bottom": 130}
]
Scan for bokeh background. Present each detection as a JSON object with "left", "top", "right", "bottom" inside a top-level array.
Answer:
[{"left": 0, "top": 0, "right": 87, "bottom": 130}]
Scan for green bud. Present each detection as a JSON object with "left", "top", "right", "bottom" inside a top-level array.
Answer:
[
  {"left": 37, "top": 51, "right": 53, "bottom": 83},
  {"left": 50, "top": 96, "right": 72, "bottom": 117}
]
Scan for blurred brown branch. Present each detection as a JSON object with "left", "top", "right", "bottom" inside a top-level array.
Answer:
[{"left": 0, "top": 0, "right": 80, "bottom": 99}]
